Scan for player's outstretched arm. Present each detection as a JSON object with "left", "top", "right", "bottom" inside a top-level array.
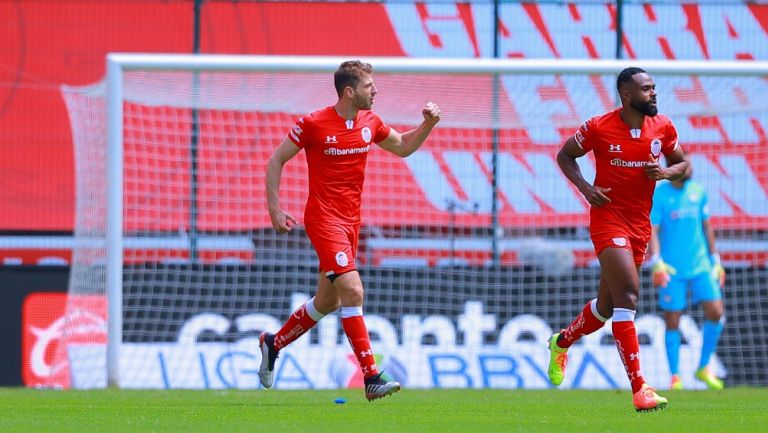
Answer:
[
  {"left": 266, "top": 137, "right": 301, "bottom": 233},
  {"left": 378, "top": 102, "right": 440, "bottom": 158},
  {"left": 557, "top": 136, "right": 611, "bottom": 207}
]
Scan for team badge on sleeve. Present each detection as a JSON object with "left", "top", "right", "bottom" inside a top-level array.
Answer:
[{"left": 650, "top": 138, "right": 662, "bottom": 156}]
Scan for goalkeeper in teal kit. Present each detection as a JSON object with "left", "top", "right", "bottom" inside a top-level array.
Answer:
[{"left": 648, "top": 157, "right": 725, "bottom": 390}]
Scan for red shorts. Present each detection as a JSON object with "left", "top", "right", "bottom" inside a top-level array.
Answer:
[
  {"left": 591, "top": 229, "right": 649, "bottom": 266},
  {"left": 305, "top": 221, "right": 360, "bottom": 278}
]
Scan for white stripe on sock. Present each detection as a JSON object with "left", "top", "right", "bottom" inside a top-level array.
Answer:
[
  {"left": 341, "top": 306, "right": 363, "bottom": 318},
  {"left": 305, "top": 297, "right": 326, "bottom": 321},
  {"left": 613, "top": 308, "right": 636, "bottom": 322},
  {"left": 590, "top": 298, "right": 609, "bottom": 322}
]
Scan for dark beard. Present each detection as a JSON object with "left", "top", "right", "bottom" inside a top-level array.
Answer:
[
  {"left": 353, "top": 94, "right": 372, "bottom": 110},
  {"left": 630, "top": 99, "right": 658, "bottom": 117}
]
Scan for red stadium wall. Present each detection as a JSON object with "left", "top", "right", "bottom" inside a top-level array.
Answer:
[
  {"left": 1, "top": 1, "right": 767, "bottom": 233},
  {"left": 0, "top": 1, "right": 404, "bottom": 231}
]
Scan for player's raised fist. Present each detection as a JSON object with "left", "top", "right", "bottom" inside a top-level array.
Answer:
[{"left": 422, "top": 102, "right": 440, "bottom": 123}]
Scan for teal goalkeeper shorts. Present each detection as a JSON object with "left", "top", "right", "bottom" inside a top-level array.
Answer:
[{"left": 658, "top": 271, "right": 722, "bottom": 312}]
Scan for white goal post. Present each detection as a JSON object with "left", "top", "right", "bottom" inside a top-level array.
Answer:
[{"left": 61, "top": 54, "right": 768, "bottom": 389}]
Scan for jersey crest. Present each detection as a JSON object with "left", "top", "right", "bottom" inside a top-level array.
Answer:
[
  {"left": 362, "top": 127, "right": 372, "bottom": 143},
  {"left": 650, "top": 138, "right": 662, "bottom": 156}
]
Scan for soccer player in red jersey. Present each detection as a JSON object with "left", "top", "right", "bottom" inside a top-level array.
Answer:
[
  {"left": 549, "top": 67, "right": 688, "bottom": 412},
  {"left": 261, "top": 60, "right": 440, "bottom": 401}
]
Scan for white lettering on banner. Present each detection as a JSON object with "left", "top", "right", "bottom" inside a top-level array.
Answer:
[
  {"left": 443, "top": 151, "right": 494, "bottom": 213},
  {"left": 698, "top": 76, "right": 766, "bottom": 144},
  {"left": 623, "top": 5, "right": 707, "bottom": 59},
  {"left": 652, "top": 76, "right": 722, "bottom": 144},
  {"left": 387, "top": 2, "right": 766, "bottom": 60},
  {"left": 30, "top": 309, "right": 107, "bottom": 381},
  {"left": 384, "top": 3, "right": 766, "bottom": 145},
  {"left": 560, "top": 75, "right": 615, "bottom": 123},
  {"left": 364, "top": 315, "right": 400, "bottom": 353},
  {"left": 488, "top": 152, "right": 587, "bottom": 213},
  {"left": 458, "top": 301, "right": 496, "bottom": 348},
  {"left": 537, "top": 3, "right": 616, "bottom": 59},
  {"left": 384, "top": 3, "right": 560, "bottom": 59},
  {"left": 403, "top": 151, "right": 466, "bottom": 212},
  {"left": 494, "top": 3, "right": 556, "bottom": 58},
  {"left": 235, "top": 314, "right": 283, "bottom": 339},
  {"left": 654, "top": 75, "right": 766, "bottom": 145},
  {"left": 701, "top": 6, "right": 768, "bottom": 60},
  {"left": 527, "top": 72, "right": 764, "bottom": 146},
  {"left": 401, "top": 315, "right": 457, "bottom": 348},
  {"left": 384, "top": 3, "right": 479, "bottom": 57},
  {"left": 497, "top": 314, "right": 552, "bottom": 350},
  {"left": 690, "top": 154, "right": 768, "bottom": 216},
  {"left": 502, "top": 74, "right": 580, "bottom": 145},
  {"left": 90, "top": 299, "right": 724, "bottom": 390},
  {"left": 177, "top": 313, "right": 229, "bottom": 344},
  {"left": 29, "top": 320, "right": 65, "bottom": 379},
  {"left": 406, "top": 151, "right": 767, "bottom": 218},
  {"left": 30, "top": 317, "right": 70, "bottom": 379}
]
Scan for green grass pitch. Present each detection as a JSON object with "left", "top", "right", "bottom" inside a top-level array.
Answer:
[{"left": 1, "top": 388, "right": 766, "bottom": 433}]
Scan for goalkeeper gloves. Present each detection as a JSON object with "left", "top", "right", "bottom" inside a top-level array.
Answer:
[
  {"left": 650, "top": 255, "right": 677, "bottom": 288},
  {"left": 711, "top": 253, "right": 725, "bottom": 288}
]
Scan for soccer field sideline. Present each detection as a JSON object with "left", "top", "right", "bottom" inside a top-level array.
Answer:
[{"left": 1, "top": 388, "right": 765, "bottom": 433}]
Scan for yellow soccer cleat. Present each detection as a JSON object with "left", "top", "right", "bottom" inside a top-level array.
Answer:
[
  {"left": 547, "top": 332, "right": 568, "bottom": 386},
  {"left": 695, "top": 367, "right": 724, "bottom": 390},
  {"left": 669, "top": 375, "right": 683, "bottom": 390}
]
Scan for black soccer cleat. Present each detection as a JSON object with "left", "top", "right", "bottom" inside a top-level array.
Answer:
[
  {"left": 258, "top": 332, "right": 279, "bottom": 388},
  {"left": 364, "top": 372, "right": 401, "bottom": 401}
]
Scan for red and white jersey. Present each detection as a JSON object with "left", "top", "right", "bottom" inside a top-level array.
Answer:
[
  {"left": 574, "top": 108, "right": 679, "bottom": 240},
  {"left": 288, "top": 106, "right": 391, "bottom": 224}
]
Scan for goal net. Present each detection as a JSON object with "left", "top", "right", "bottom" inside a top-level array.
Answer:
[{"left": 57, "top": 55, "right": 768, "bottom": 389}]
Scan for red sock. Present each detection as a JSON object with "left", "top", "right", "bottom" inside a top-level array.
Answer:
[
  {"left": 613, "top": 318, "right": 645, "bottom": 393},
  {"left": 273, "top": 304, "right": 318, "bottom": 351},
  {"left": 342, "top": 314, "right": 379, "bottom": 379},
  {"left": 557, "top": 299, "right": 607, "bottom": 348}
]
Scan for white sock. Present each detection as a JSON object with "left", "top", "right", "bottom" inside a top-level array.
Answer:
[{"left": 305, "top": 297, "right": 326, "bottom": 321}]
